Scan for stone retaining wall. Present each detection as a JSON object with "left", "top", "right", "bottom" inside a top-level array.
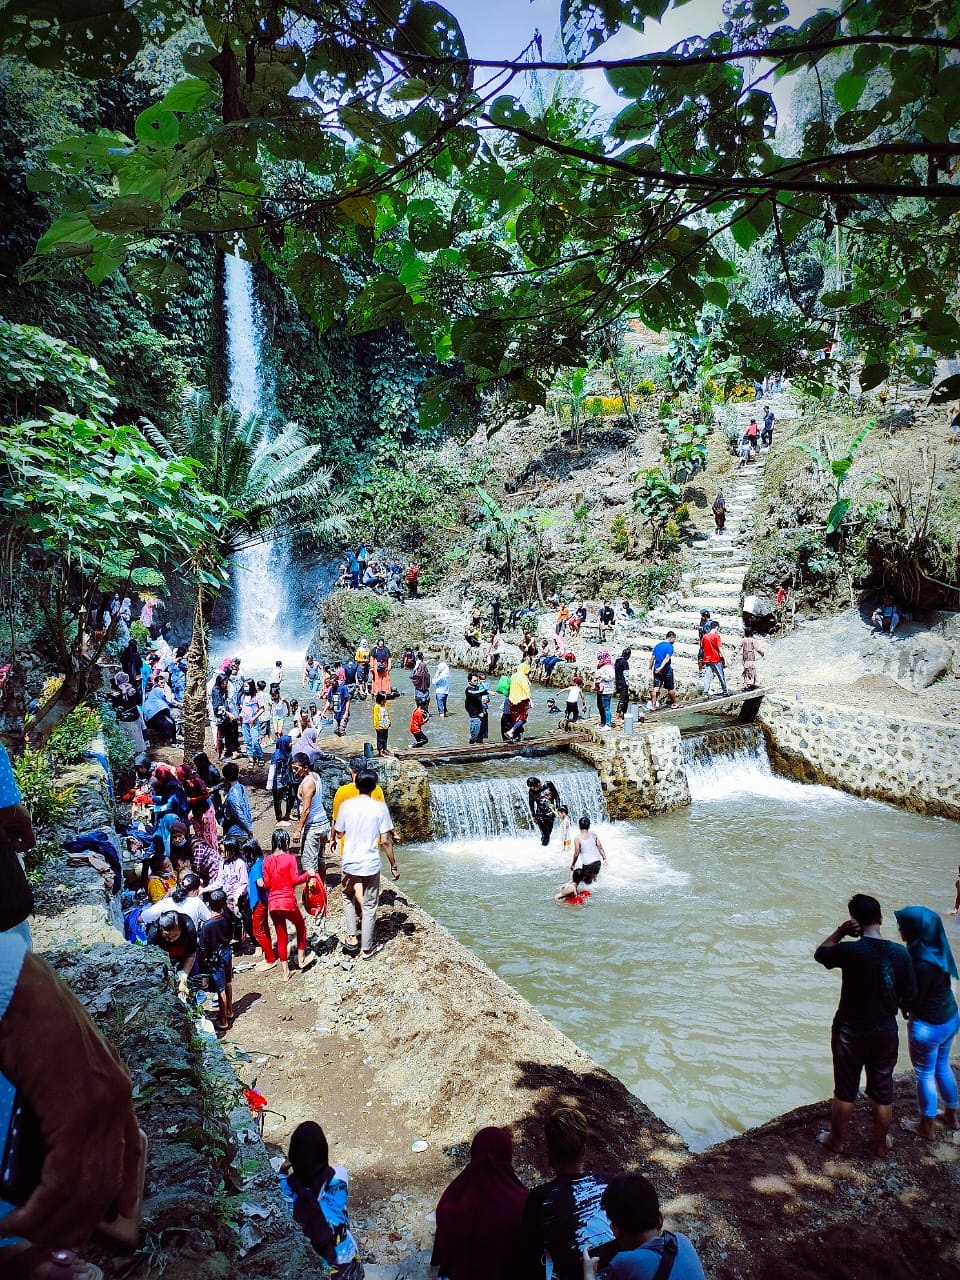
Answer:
[
  {"left": 30, "top": 747, "right": 326, "bottom": 1280},
  {"left": 760, "top": 692, "right": 960, "bottom": 819},
  {"left": 572, "top": 724, "right": 691, "bottom": 818}
]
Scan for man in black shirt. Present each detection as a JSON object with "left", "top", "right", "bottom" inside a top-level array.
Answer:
[
  {"left": 464, "top": 672, "right": 489, "bottom": 744},
  {"left": 814, "top": 893, "right": 915, "bottom": 1157},
  {"left": 527, "top": 776, "right": 561, "bottom": 846},
  {"left": 613, "top": 649, "right": 631, "bottom": 725},
  {"left": 517, "top": 1107, "right": 613, "bottom": 1280}
]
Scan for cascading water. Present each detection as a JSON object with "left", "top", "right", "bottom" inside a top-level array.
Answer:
[
  {"left": 223, "top": 253, "right": 287, "bottom": 653},
  {"left": 430, "top": 767, "right": 607, "bottom": 840},
  {"left": 682, "top": 723, "right": 814, "bottom": 802}
]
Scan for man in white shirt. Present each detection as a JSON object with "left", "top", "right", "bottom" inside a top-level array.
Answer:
[{"left": 334, "top": 770, "right": 399, "bottom": 959}]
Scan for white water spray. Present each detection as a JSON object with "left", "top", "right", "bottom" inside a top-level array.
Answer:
[
  {"left": 430, "top": 768, "right": 607, "bottom": 841},
  {"left": 223, "top": 253, "right": 288, "bottom": 652}
]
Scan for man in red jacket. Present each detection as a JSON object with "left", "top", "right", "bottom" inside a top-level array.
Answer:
[{"left": 700, "top": 621, "right": 728, "bottom": 696}]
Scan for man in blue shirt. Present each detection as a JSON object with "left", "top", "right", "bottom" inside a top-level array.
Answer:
[
  {"left": 583, "top": 1174, "right": 706, "bottom": 1280},
  {"left": 649, "top": 632, "right": 676, "bottom": 711}
]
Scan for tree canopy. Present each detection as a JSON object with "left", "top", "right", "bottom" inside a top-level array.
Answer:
[{"left": 4, "top": 0, "right": 959, "bottom": 420}]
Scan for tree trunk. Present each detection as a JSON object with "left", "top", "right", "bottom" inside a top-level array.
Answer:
[{"left": 183, "top": 584, "right": 217, "bottom": 759}]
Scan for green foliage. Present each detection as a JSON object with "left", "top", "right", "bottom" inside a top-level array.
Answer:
[
  {"left": 793, "top": 420, "right": 876, "bottom": 534},
  {"left": 659, "top": 417, "right": 711, "bottom": 483},
  {"left": 45, "top": 705, "right": 99, "bottom": 768},
  {"left": 11, "top": 745, "right": 77, "bottom": 861},
  {"left": 162, "top": 390, "right": 330, "bottom": 551},
  {"left": 610, "top": 514, "right": 630, "bottom": 554},
  {"left": 0, "top": 320, "right": 117, "bottom": 422},
  {"left": 474, "top": 487, "right": 537, "bottom": 585},
  {"left": 626, "top": 557, "right": 683, "bottom": 613},
  {"left": 96, "top": 700, "right": 136, "bottom": 775},
  {"left": 6, "top": 1, "right": 960, "bottom": 409},
  {"left": 632, "top": 469, "right": 682, "bottom": 552}
]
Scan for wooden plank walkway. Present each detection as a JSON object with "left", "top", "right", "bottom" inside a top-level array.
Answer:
[
  {"left": 395, "top": 692, "right": 763, "bottom": 763},
  {"left": 396, "top": 732, "right": 582, "bottom": 764},
  {"left": 658, "top": 689, "right": 764, "bottom": 725}
]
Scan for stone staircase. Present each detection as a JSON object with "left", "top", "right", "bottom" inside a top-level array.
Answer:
[{"left": 630, "top": 458, "right": 765, "bottom": 697}]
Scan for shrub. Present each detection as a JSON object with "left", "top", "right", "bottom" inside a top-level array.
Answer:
[
  {"left": 97, "top": 700, "right": 135, "bottom": 775},
  {"left": 12, "top": 745, "right": 77, "bottom": 856},
  {"left": 46, "top": 705, "right": 99, "bottom": 768},
  {"left": 610, "top": 513, "right": 630, "bottom": 554}
]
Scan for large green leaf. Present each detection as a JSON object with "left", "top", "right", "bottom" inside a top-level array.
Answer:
[{"left": 515, "top": 204, "right": 567, "bottom": 267}]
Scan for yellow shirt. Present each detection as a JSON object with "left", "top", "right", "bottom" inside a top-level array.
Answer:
[
  {"left": 332, "top": 780, "right": 385, "bottom": 821},
  {"left": 373, "top": 703, "right": 391, "bottom": 731}
]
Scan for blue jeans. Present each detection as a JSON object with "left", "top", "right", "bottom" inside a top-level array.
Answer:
[
  {"left": 242, "top": 722, "right": 264, "bottom": 760},
  {"left": 468, "top": 716, "right": 481, "bottom": 743},
  {"left": 599, "top": 693, "right": 612, "bottom": 726},
  {"left": 436, "top": 692, "right": 448, "bottom": 716},
  {"left": 908, "top": 1010, "right": 960, "bottom": 1116}
]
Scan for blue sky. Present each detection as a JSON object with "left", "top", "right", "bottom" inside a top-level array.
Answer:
[
  {"left": 446, "top": 0, "right": 726, "bottom": 115},
  {"left": 445, "top": 0, "right": 808, "bottom": 119}
]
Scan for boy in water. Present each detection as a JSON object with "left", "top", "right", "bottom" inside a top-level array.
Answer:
[{"left": 409, "top": 703, "right": 428, "bottom": 748}]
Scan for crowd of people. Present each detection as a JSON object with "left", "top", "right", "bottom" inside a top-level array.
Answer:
[
  {"left": 335, "top": 544, "right": 420, "bottom": 597},
  {"left": 278, "top": 1107, "right": 708, "bottom": 1280},
  {"left": 122, "top": 745, "right": 401, "bottom": 988}
]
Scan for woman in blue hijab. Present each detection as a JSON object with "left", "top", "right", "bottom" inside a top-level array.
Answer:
[{"left": 895, "top": 905, "right": 959, "bottom": 1138}]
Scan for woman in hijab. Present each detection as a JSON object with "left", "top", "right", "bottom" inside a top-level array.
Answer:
[
  {"left": 169, "top": 818, "right": 222, "bottom": 894},
  {"left": 193, "top": 751, "right": 224, "bottom": 821},
  {"left": 291, "top": 725, "right": 320, "bottom": 763},
  {"left": 505, "top": 662, "right": 532, "bottom": 742},
  {"left": 432, "top": 1127, "right": 528, "bottom": 1280},
  {"left": 284, "top": 1121, "right": 363, "bottom": 1278},
  {"left": 108, "top": 671, "right": 146, "bottom": 752},
  {"left": 151, "top": 763, "right": 188, "bottom": 852},
  {"left": 176, "top": 763, "right": 219, "bottom": 848},
  {"left": 267, "top": 733, "right": 297, "bottom": 822},
  {"left": 595, "top": 648, "right": 616, "bottom": 728},
  {"left": 434, "top": 660, "right": 451, "bottom": 718},
  {"left": 895, "top": 905, "right": 959, "bottom": 1138},
  {"left": 370, "top": 637, "right": 392, "bottom": 697}
]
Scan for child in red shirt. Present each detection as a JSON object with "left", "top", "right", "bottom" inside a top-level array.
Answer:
[{"left": 410, "top": 705, "right": 428, "bottom": 747}]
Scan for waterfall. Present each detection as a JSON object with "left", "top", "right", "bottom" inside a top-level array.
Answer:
[
  {"left": 430, "top": 768, "right": 607, "bottom": 840},
  {"left": 682, "top": 725, "right": 807, "bottom": 802},
  {"left": 223, "top": 253, "right": 287, "bottom": 653}
]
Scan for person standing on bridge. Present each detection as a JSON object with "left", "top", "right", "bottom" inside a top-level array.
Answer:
[
  {"left": 649, "top": 632, "right": 677, "bottom": 711},
  {"left": 700, "top": 621, "right": 729, "bottom": 697},
  {"left": 739, "top": 631, "right": 764, "bottom": 691},
  {"left": 527, "top": 776, "right": 561, "bottom": 846}
]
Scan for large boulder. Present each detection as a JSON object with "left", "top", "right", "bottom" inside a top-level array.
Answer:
[{"left": 763, "top": 607, "right": 956, "bottom": 692}]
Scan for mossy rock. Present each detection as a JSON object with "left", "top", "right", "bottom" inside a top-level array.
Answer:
[{"left": 315, "top": 589, "right": 427, "bottom": 659}]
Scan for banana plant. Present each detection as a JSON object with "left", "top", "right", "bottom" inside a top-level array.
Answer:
[{"left": 794, "top": 419, "right": 876, "bottom": 534}]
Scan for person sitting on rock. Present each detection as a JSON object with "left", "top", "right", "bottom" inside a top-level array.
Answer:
[
  {"left": 871, "top": 596, "right": 901, "bottom": 634},
  {"left": 516, "top": 1107, "right": 613, "bottom": 1280},
  {"left": 432, "top": 1126, "right": 528, "bottom": 1280}
]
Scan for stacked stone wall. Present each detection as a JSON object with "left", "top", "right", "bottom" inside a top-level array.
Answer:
[{"left": 761, "top": 693, "right": 960, "bottom": 819}]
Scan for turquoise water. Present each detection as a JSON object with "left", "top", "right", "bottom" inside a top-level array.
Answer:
[{"left": 400, "top": 756, "right": 958, "bottom": 1150}]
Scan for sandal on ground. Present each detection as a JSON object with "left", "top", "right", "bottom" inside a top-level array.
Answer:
[
  {"left": 0, "top": 1245, "right": 104, "bottom": 1280},
  {"left": 361, "top": 945, "right": 382, "bottom": 960},
  {"left": 342, "top": 940, "right": 361, "bottom": 956}
]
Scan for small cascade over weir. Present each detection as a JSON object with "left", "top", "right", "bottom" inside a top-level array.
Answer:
[
  {"left": 430, "top": 767, "right": 607, "bottom": 841},
  {"left": 683, "top": 723, "right": 800, "bottom": 802}
]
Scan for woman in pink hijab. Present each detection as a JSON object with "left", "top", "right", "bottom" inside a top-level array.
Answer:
[{"left": 432, "top": 1127, "right": 528, "bottom": 1280}]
